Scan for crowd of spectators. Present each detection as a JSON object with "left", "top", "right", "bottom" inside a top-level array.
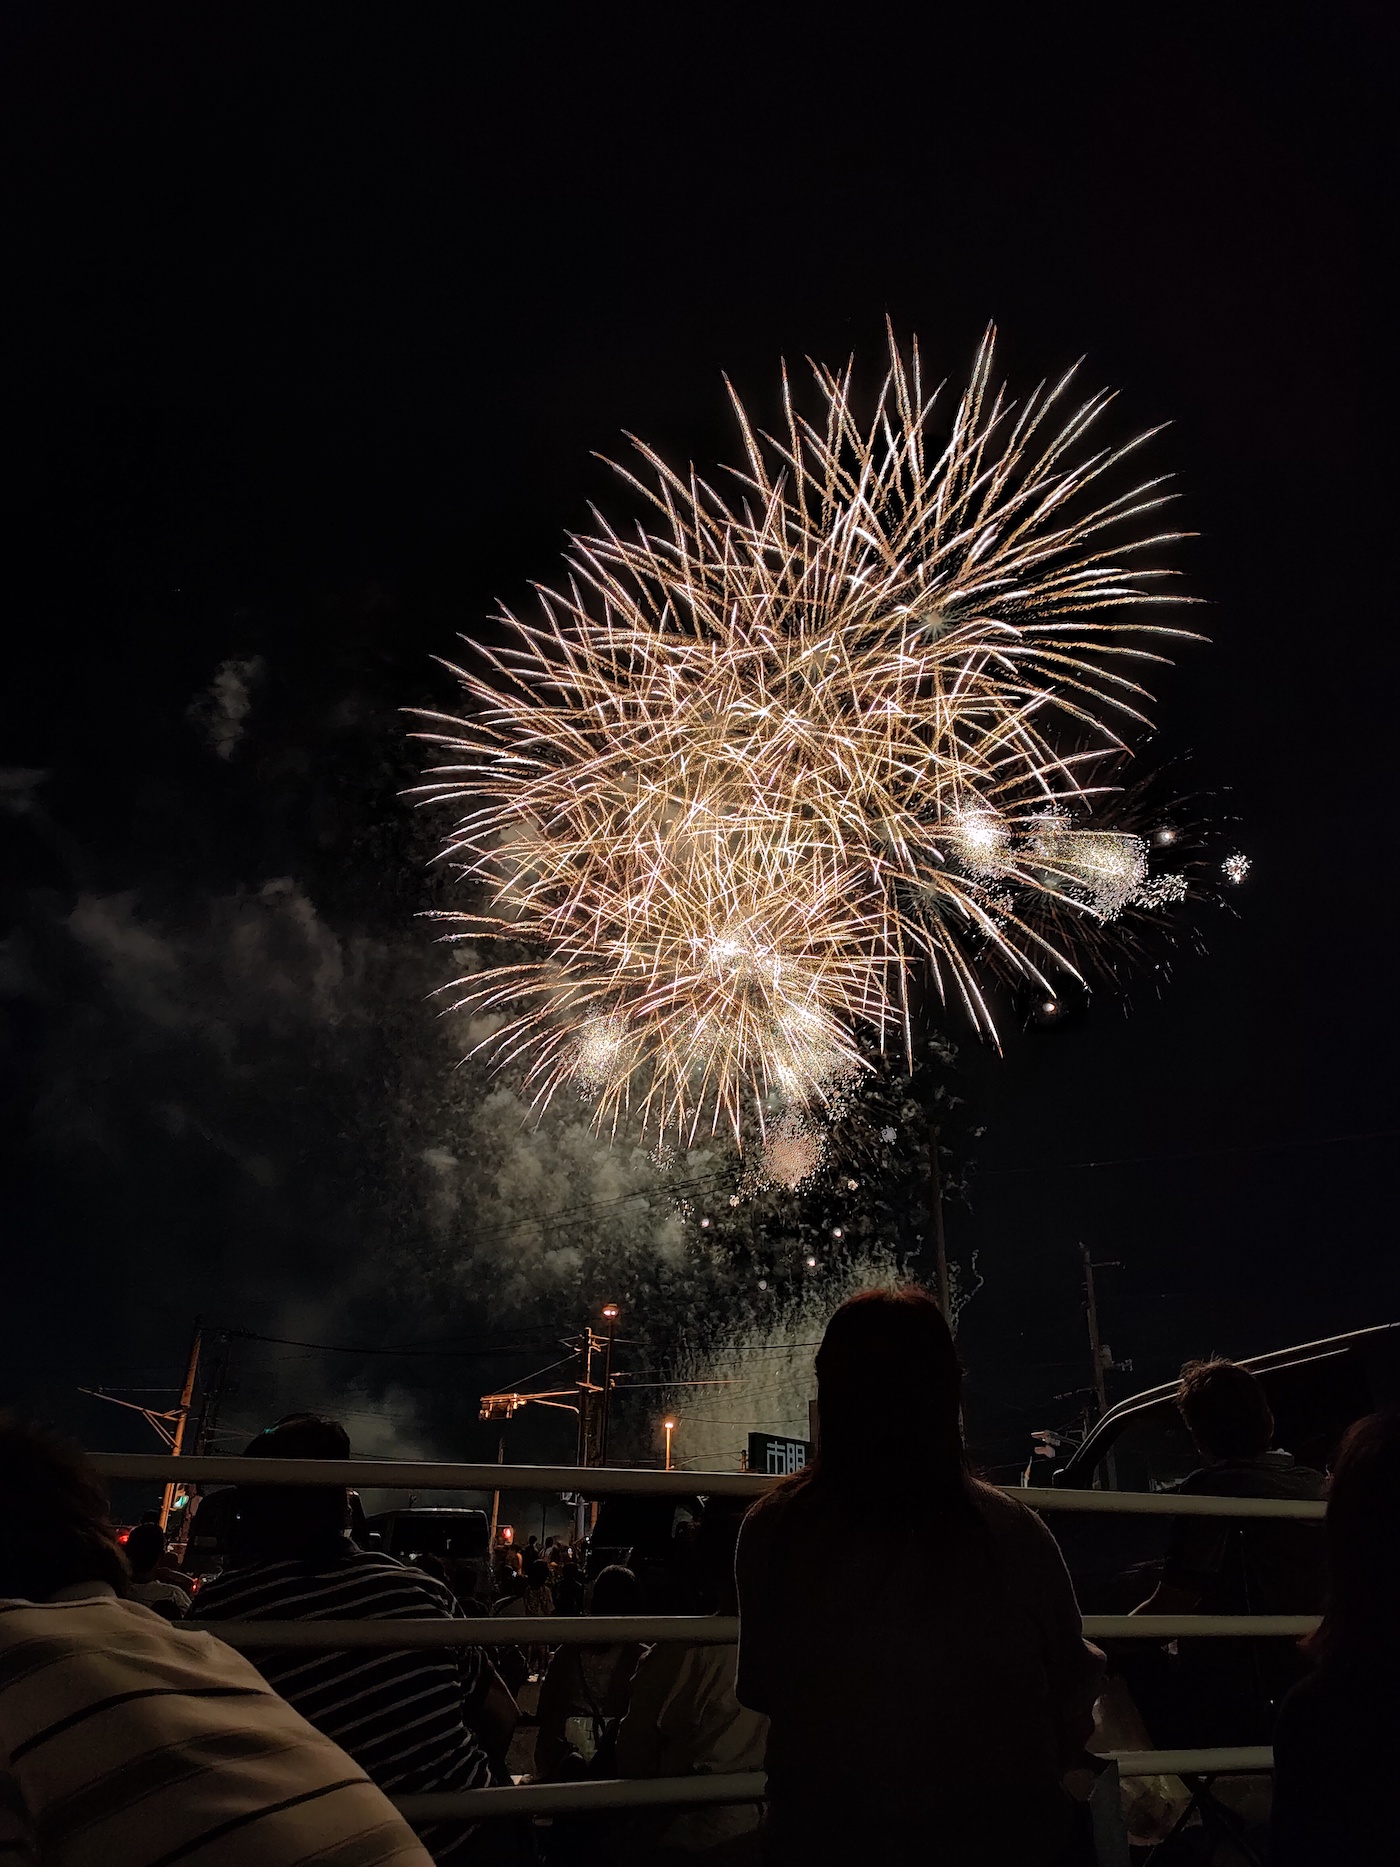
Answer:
[{"left": 2, "top": 1287, "right": 1396, "bottom": 1863}]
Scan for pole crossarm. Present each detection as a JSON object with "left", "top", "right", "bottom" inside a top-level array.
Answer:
[{"left": 88, "top": 1452, "right": 1326, "bottom": 1518}]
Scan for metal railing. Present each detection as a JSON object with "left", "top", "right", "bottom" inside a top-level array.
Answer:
[{"left": 92, "top": 1452, "right": 1313, "bottom": 1826}]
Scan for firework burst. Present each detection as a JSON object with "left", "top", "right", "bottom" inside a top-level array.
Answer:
[{"left": 415, "top": 326, "right": 1201, "bottom": 1142}]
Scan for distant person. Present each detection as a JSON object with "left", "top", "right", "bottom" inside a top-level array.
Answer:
[
  {"left": 554, "top": 1552, "right": 586, "bottom": 1616},
  {"left": 491, "top": 1559, "right": 555, "bottom": 1681},
  {"left": 616, "top": 1504, "right": 768, "bottom": 1862},
  {"left": 735, "top": 1288, "right": 1102, "bottom": 1867},
  {"left": 1271, "top": 1412, "right": 1400, "bottom": 1862},
  {"left": 0, "top": 1417, "right": 432, "bottom": 1865},
  {"left": 536, "top": 1564, "right": 643, "bottom": 1779},
  {"left": 195, "top": 1414, "right": 510, "bottom": 1862},
  {"left": 1130, "top": 1358, "right": 1325, "bottom": 1742},
  {"left": 122, "top": 1522, "right": 191, "bottom": 1618}
]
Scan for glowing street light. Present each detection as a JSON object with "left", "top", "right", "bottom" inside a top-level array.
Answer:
[{"left": 663, "top": 1417, "right": 677, "bottom": 1471}]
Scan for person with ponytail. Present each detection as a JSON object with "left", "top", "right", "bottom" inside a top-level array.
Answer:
[{"left": 734, "top": 1287, "right": 1102, "bottom": 1865}]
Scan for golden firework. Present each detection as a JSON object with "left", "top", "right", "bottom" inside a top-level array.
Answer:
[{"left": 415, "top": 327, "right": 1198, "bottom": 1142}]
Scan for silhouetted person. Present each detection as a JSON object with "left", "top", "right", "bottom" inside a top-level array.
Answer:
[
  {"left": 194, "top": 1414, "right": 504, "bottom": 1862},
  {"left": 535, "top": 1564, "right": 642, "bottom": 1779},
  {"left": 617, "top": 1502, "right": 768, "bottom": 1863},
  {"left": 1131, "top": 1358, "right": 1324, "bottom": 1744},
  {"left": 735, "top": 1288, "right": 1102, "bottom": 1867},
  {"left": 1271, "top": 1411, "right": 1400, "bottom": 1862},
  {"left": 0, "top": 1417, "right": 432, "bottom": 1864},
  {"left": 122, "top": 1522, "right": 192, "bottom": 1618}
]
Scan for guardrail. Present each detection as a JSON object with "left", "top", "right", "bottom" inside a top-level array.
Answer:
[
  {"left": 205, "top": 1612, "right": 1319, "bottom": 1648},
  {"left": 94, "top": 1452, "right": 1315, "bottom": 1833},
  {"left": 90, "top": 1452, "right": 1326, "bottom": 1519}
]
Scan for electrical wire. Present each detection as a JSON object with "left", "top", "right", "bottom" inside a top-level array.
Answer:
[{"left": 977, "top": 1125, "right": 1400, "bottom": 1177}]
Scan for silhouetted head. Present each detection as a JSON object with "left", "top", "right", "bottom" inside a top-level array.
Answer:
[
  {"left": 124, "top": 1521, "right": 167, "bottom": 1578},
  {"left": 527, "top": 1560, "right": 552, "bottom": 1589},
  {"left": 234, "top": 1413, "right": 351, "bottom": 1563},
  {"left": 1310, "top": 1411, "right": 1400, "bottom": 1661},
  {"left": 810, "top": 1286, "right": 967, "bottom": 1510},
  {"left": 587, "top": 1563, "right": 640, "bottom": 1615},
  {"left": 0, "top": 1418, "right": 129, "bottom": 1601},
  {"left": 1176, "top": 1360, "right": 1273, "bottom": 1462}
]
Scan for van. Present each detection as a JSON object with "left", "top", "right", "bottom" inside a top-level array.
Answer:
[{"left": 1043, "top": 1323, "right": 1400, "bottom": 1605}]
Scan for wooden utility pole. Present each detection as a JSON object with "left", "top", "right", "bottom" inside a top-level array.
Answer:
[
  {"left": 488, "top": 1436, "right": 504, "bottom": 1547},
  {"left": 599, "top": 1305, "right": 619, "bottom": 1466},
  {"left": 928, "top": 1123, "right": 951, "bottom": 1319},
  {"left": 191, "top": 1331, "right": 234, "bottom": 1455},
  {"left": 159, "top": 1323, "right": 202, "bottom": 1531},
  {"left": 575, "top": 1328, "right": 601, "bottom": 1468},
  {"left": 1081, "top": 1244, "right": 1107, "bottom": 1416}
]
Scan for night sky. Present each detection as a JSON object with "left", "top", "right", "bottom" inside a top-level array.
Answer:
[{"left": 2, "top": 5, "right": 1393, "bottom": 1479}]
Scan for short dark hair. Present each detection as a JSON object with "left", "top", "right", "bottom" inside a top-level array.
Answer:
[
  {"left": 124, "top": 1522, "right": 167, "bottom": 1575},
  {"left": 527, "top": 1560, "right": 552, "bottom": 1588},
  {"left": 233, "top": 1413, "right": 350, "bottom": 1563},
  {"left": 0, "top": 1417, "right": 129, "bottom": 1601},
  {"left": 587, "top": 1563, "right": 639, "bottom": 1615},
  {"left": 1177, "top": 1359, "right": 1274, "bottom": 1460},
  {"left": 244, "top": 1414, "right": 351, "bottom": 1462}
]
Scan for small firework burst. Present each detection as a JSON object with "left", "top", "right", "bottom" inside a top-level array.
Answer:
[
  {"left": 757, "top": 1118, "right": 827, "bottom": 1192},
  {"left": 1222, "top": 852, "right": 1252, "bottom": 885},
  {"left": 1133, "top": 872, "right": 1189, "bottom": 907}
]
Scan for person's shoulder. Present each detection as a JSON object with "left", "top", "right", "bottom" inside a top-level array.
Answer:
[
  {"left": 970, "top": 1481, "right": 1072, "bottom": 1566},
  {"left": 342, "top": 1548, "right": 457, "bottom": 1611},
  {"left": 1181, "top": 1455, "right": 1324, "bottom": 1500},
  {"left": 970, "top": 1477, "right": 1048, "bottom": 1537}
]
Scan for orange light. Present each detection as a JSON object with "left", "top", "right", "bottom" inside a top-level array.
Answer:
[{"left": 602, "top": 1304, "right": 619, "bottom": 1319}]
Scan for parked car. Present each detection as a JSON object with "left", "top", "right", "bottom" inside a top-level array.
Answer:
[
  {"left": 1041, "top": 1323, "right": 1400, "bottom": 1607},
  {"left": 358, "top": 1506, "right": 492, "bottom": 1593}
]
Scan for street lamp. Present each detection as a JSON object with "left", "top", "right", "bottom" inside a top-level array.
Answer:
[
  {"left": 663, "top": 1417, "right": 677, "bottom": 1472},
  {"left": 600, "top": 1304, "right": 620, "bottom": 1467}
]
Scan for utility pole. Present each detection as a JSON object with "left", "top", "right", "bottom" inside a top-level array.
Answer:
[
  {"left": 599, "top": 1304, "right": 619, "bottom": 1466},
  {"left": 575, "top": 1327, "right": 601, "bottom": 1469},
  {"left": 159, "top": 1322, "right": 203, "bottom": 1531},
  {"left": 488, "top": 1435, "right": 504, "bottom": 1548},
  {"left": 192, "top": 1331, "right": 234, "bottom": 1456},
  {"left": 928, "top": 1123, "right": 951, "bottom": 1319},
  {"left": 1080, "top": 1245, "right": 1125, "bottom": 1418}
]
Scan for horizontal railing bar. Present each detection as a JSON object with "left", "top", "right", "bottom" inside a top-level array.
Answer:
[
  {"left": 200, "top": 1611, "right": 1319, "bottom": 1648},
  {"left": 90, "top": 1453, "right": 1325, "bottom": 1519},
  {"left": 392, "top": 1773, "right": 767, "bottom": 1819},
  {"left": 1085, "top": 1614, "right": 1316, "bottom": 1639},
  {"left": 388, "top": 1751, "right": 1274, "bottom": 1821},
  {"left": 1022, "top": 1488, "right": 1321, "bottom": 1520},
  {"left": 207, "top": 1615, "right": 736, "bottom": 1647},
  {"left": 1107, "top": 1746, "right": 1273, "bottom": 1778}
]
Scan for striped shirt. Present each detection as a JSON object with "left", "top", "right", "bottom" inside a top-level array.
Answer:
[
  {"left": 0, "top": 1586, "right": 431, "bottom": 1866},
  {"left": 194, "top": 1547, "right": 489, "bottom": 1863}
]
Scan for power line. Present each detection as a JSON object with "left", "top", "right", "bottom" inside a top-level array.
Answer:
[
  {"left": 465, "top": 1170, "right": 724, "bottom": 1242},
  {"left": 222, "top": 1328, "right": 559, "bottom": 1360},
  {"left": 977, "top": 1125, "right": 1400, "bottom": 1178}
]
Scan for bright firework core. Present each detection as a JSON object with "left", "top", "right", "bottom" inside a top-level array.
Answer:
[{"left": 416, "top": 327, "right": 1200, "bottom": 1144}]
